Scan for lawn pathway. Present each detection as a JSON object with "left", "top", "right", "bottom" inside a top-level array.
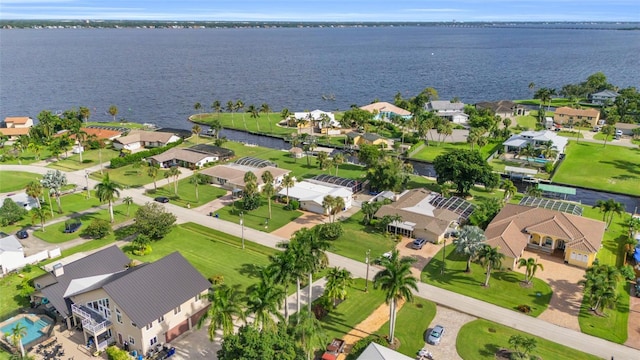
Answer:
[{"left": 337, "top": 300, "right": 405, "bottom": 360}]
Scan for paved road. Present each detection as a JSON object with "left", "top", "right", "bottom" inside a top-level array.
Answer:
[{"left": 2, "top": 164, "right": 639, "bottom": 359}]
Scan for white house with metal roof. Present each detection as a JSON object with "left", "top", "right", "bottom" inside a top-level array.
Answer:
[
  {"left": 278, "top": 180, "right": 353, "bottom": 215},
  {"left": 425, "top": 100, "right": 469, "bottom": 124},
  {"left": 590, "top": 89, "right": 619, "bottom": 105},
  {"left": 502, "top": 130, "right": 568, "bottom": 155},
  {"left": 293, "top": 109, "right": 339, "bottom": 128}
]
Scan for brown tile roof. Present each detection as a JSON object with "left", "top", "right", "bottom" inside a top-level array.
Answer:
[
  {"left": 149, "top": 148, "right": 211, "bottom": 164},
  {"left": 0, "top": 127, "right": 30, "bottom": 136},
  {"left": 554, "top": 107, "right": 600, "bottom": 118},
  {"left": 114, "top": 130, "right": 175, "bottom": 145},
  {"left": 485, "top": 204, "right": 605, "bottom": 258},
  {"left": 79, "top": 127, "right": 123, "bottom": 140},
  {"left": 4, "top": 116, "right": 31, "bottom": 124}
]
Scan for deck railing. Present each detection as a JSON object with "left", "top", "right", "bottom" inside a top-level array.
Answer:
[{"left": 71, "top": 304, "right": 111, "bottom": 335}]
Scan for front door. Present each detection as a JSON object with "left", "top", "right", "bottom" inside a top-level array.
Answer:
[
  {"left": 118, "top": 333, "right": 123, "bottom": 345},
  {"left": 557, "top": 240, "right": 565, "bottom": 250}
]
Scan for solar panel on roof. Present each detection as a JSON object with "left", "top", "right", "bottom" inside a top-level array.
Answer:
[
  {"left": 518, "top": 196, "right": 582, "bottom": 216},
  {"left": 429, "top": 195, "right": 475, "bottom": 221},
  {"left": 235, "top": 156, "right": 276, "bottom": 168}
]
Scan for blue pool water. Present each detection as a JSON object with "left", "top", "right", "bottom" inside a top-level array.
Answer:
[{"left": 1, "top": 316, "right": 51, "bottom": 346}]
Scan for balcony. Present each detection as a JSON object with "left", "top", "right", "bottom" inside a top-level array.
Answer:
[{"left": 71, "top": 304, "right": 112, "bottom": 336}]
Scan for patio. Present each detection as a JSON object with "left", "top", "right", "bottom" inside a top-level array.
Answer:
[{"left": 30, "top": 323, "right": 107, "bottom": 360}]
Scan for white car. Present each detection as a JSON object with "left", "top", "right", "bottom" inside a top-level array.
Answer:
[{"left": 615, "top": 129, "right": 623, "bottom": 136}]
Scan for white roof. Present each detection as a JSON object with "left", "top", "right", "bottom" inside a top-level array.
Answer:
[
  {"left": 0, "top": 192, "right": 38, "bottom": 211},
  {"left": 357, "top": 343, "right": 414, "bottom": 360},
  {"left": 278, "top": 181, "right": 352, "bottom": 205},
  {"left": 64, "top": 273, "right": 116, "bottom": 297},
  {"left": 427, "top": 100, "right": 465, "bottom": 111},
  {"left": 293, "top": 109, "right": 335, "bottom": 121},
  {"left": 503, "top": 130, "right": 568, "bottom": 153},
  {"left": 0, "top": 235, "right": 23, "bottom": 253}
]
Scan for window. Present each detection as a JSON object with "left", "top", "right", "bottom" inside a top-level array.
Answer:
[
  {"left": 544, "top": 237, "right": 553, "bottom": 247},
  {"left": 128, "top": 336, "right": 135, "bottom": 345},
  {"left": 195, "top": 293, "right": 202, "bottom": 302},
  {"left": 116, "top": 308, "right": 122, "bottom": 324},
  {"left": 174, "top": 305, "right": 181, "bottom": 315},
  {"left": 150, "top": 336, "right": 158, "bottom": 346},
  {"left": 158, "top": 315, "right": 164, "bottom": 323},
  {"left": 146, "top": 323, "right": 152, "bottom": 330}
]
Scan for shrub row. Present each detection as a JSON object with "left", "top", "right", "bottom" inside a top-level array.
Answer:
[{"left": 109, "top": 138, "right": 183, "bottom": 168}]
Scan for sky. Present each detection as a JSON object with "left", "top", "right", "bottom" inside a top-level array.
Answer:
[{"left": 0, "top": 0, "right": 639, "bottom": 22}]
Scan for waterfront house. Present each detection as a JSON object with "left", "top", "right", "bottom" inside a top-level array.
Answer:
[
  {"left": 485, "top": 204, "right": 605, "bottom": 269},
  {"left": 553, "top": 107, "right": 601, "bottom": 127},
  {"left": 31, "top": 246, "right": 210, "bottom": 356},
  {"left": 292, "top": 110, "right": 338, "bottom": 129},
  {"left": 78, "top": 127, "right": 123, "bottom": 142},
  {"left": 346, "top": 131, "right": 392, "bottom": 148},
  {"left": 200, "top": 157, "right": 289, "bottom": 192},
  {"left": 3, "top": 116, "right": 34, "bottom": 129},
  {"left": 425, "top": 101, "right": 469, "bottom": 124},
  {"left": 0, "top": 127, "right": 30, "bottom": 140},
  {"left": 502, "top": 130, "right": 568, "bottom": 157},
  {"left": 278, "top": 180, "right": 353, "bottom": 215},
  {"left": 475, "top": 100, "right": 529, "bottom": 119},
  {"left": 148, "top": 147, "right": 227, "bottom": 169},
  {"left": 359, "top": 102, "right": 412, "bottom": 121},
  {"left": 112, "top": 130, "right": 180, "bottom": 152},
  {"left": 589, "top": 90, "right": 619, "bottom": 105}
]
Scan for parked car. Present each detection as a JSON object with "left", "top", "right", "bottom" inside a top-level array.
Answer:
[
  {"left": 615, "top": 129, "right": 623, "bottom": 136},
  {"left": 427, "top": 325, "right": 445, "bottom": 345},
  {"left": 592, "top": 126, "right": 601, "bottom": 132},
  {"left": 16, "top": 230, "right": 29, "bottom": 239},
  {"left": 154, "top": 196, "right": 170, "bottom": 203},
  {"left": 63, "top": 220, "right": 82, "bottom": 233},
  {"left": 412, "top": 238, "right": 427, "bottom": 250}
]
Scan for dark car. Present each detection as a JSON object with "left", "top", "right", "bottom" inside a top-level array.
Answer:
[
  {"left": 427, "top": 325, "right": 445, "bottom": 345},
  {"left": 154, "top": 196, "right": 170, "bottom": 203},
  {"left": 16, "top": 230, "right": 29, "bottom": 239},
  {"left": 411, "top": 238, "right": 427, "bottom": 250},
  {"left": 63, "top": 220, "right": 82, "bottom": 233}
]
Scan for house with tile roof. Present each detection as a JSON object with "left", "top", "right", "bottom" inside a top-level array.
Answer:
[
  {"left": 200, "top": 163, "right": 290, "bottom": 192},
  {"left": 590, "top": 90, "right": 619, "bottom": 105},
  {"left": 0, "top": 127, "right": 30, "bottom": 140},
  {"left": 112, "top": 130, "right": 180, "bottom": 152},
  {"left": 3, "top": 116, "right": 34, "bottom": 128},
  {"left": 346, "top": 131, "right": 392, "bottom": 148},
  {"left": 475, "top": 100, "right": 529, "bottom": 119},
  {"left": 360, "top": 102, "right": 412, "bottom": 121},
  {"left": 553, "top": 107, "right": 601, "bottom": 127},
  {"left": 425, "top": 100, "right": 469, "bottom": 124},
  {"left": 485, "top": 204, "right": 605, "bottom": 269},
  {"left": 31, "top": 246, "right": 210, "bottom": 355}
]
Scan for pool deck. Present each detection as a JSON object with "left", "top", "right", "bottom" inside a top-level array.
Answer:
[
  {"left": 0, "top": 314, "right": 54, "bottom": 352},
  {"left": 30, "top": 324, "right": 108, "bottom": 360}
]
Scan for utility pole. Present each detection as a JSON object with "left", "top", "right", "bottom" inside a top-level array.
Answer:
[
  {"left": 441, "top": 238, "right": 447, "bottom": 275},
  {"left": 85, "top": 170, "right": 90, "bottom": 199},
  {"left": 365, "top": 249, "right": 371, "bottom": 292}
]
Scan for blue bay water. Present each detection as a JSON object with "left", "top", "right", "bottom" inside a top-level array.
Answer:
[{"left": 1, "top": 26, "right": 638, "bottom": 129}]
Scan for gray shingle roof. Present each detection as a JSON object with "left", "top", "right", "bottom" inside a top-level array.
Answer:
[{"left": 102, "top": 252, "right": 210, "bottom": 328}]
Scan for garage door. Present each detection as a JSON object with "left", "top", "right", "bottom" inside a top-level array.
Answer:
[
  {"left": 165, "top": 319, "right": 189, "bottom": 343},
  {"left": 190, "top": 306, "right": 209, "bottom": 327}
]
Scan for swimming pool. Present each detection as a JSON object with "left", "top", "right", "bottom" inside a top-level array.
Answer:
[{"left": 0, "top": 314, "right": 53, "bottom": 348}]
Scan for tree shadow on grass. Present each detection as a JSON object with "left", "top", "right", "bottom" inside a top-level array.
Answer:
[
  {"left": 600, "top": 159, "right": 640, "bottom": 175},
  {"left": 479, "top": 343, "right": 500, "bottom": 357},
  {"left": 237, "top": 263, "right": 263, "bottom": 279}
]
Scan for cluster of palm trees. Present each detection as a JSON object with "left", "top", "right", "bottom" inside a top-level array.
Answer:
[
  {"left": 321, "top": 195, "right": 346, "bottom": 223},
  {"left": 196, "top": 100, "right": 274, "bottom": 133},
  {"left": 452, "top": 225, "right": 506, "bottom": 287},
  {"left": 592, "top": 199, "right": 625, "bottom": 228},
  {"left": 515, "top": 141, "right": 558, "bottom": 164},
  {"left": 579, "top": 263, "right": 621, "bottom": 315}
]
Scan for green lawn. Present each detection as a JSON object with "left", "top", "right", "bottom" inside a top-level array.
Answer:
[
  {"left": 0, "top": 171, "right": 41, "bottom": 192},
  {"left": 33, "top": 203, "right": 138, "bottom": 243},
  {"left": 422, "top": 245, "right": 552, "bottom": 317},
  {"left": 593, "top": 132, "right": 614, "bottom": 142},
  {"left": 87, "top": 121, "right": 146, "bottom": 129},
  {"left": 552, "top": 141, "right": 640, "bottom": 196},
  {"left": 557, "top": 130, "right": 584, "bottom": 139},
  {"left": 410, "top": 141, "right": 501, "bottom": 163},
  {"left": 375, "top": 298, "right": 437, "bottom": 357},
  {"left": 456, "top": 319, "right": 601, "bottom": 360},
  {"left": 216, "top": 198, "right": 303, "bottom": 233},
  {"left": 0, "top": 148, "right": 55, "bottom": 165},
  {"left": 319, "top": 278, "right": 386, "bottom": 341},
  {"left": 90, "top": 163, "right": 169, "bottom": 188},
  {"left": 192, "top": 112, "right": 298, "bottom": 137},
  {"left": 128, "top": 222, "right": 277, "bottom": 291},
  {"left": 47, "top": 148, "right": 120, "bottom": 171},
  {"left": 514, "top": 114, "right": 539, "bottom": 130},
  {"left": 329, "top": 211, "right": 399, "bottom": 263},
  {"left": 146, "top": 177, "right": 227, "bottom": 208},
  {"left": 0, "top": 266, "right": 46, "bottom": 321}
]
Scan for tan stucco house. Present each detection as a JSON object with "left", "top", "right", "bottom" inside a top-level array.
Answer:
[
  {"left": 3, "top": 116, "right": 34, "bottom": 128},
  {"left": 112, "top": 130, "right": 180, "bottom": 152},
  {"left": 553, "top": 107, "right": 601, "bottom": 127}
]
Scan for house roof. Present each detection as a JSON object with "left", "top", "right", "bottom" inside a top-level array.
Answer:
[
  {"left": 554, "top": 107, "right": 600, "bottom": 118},
  {"left": 475, "top": 100, "right": 518, "bottom": 114},
  {"left": 114, "top": 130, "right": 177, "bottom": 145},
  {"left": 35, "top": 246, "right": 131, "bottom": 318},
  {"left": 200, "top": 164, "right": 289, "bottom": 187},
  {"left": 502, "top": 130, "right": 568, "bottom": 153},
  {"left": 357, "top": 343, "right": 414, "bottom": 360},
  {"left": 0, "top": 127, "right": 30, "bottom": 136},
  {"left": 102, "top": 252, "right": 210, "bottom": 328},
  {"left": 4, "top": 117, "right": 31, "bottom": 124},
  {"left": 77, "top": 127, "right": 123, "bottom": 140},
  {"left": 591, "top": 90, "right": 619, "bottom": 97},
  {"left": 347, "top": 132, "right": 384, "bottom": 142},
  {"left": 485, "top": 204, "right": 605, "bottom": 258},
  {"left": 360, "top": 102, "right": 411, "bottom": 116},
  {"left": 0, "top": 235, "right": 23, "bottom": 253},
  {"left": 289, "top": 147, "right": 304, "bottom": 154},
  {"left": 149, "top": 147, "right": 213, "bottom": 164},
  {"left": 293, "top": 109, "right": 335, "bottom": 121},
  {"left": 278, "top": 181, "right": 352, "bottom": 205},
  {"left": 615, "top": 123, "right": 640, "bottom": 130},
  {"left": 426, "top": 100, "right": 465, "bottom": 111},
  {"left": 188, "top": 144, "right": 235, "bottom": 157}
]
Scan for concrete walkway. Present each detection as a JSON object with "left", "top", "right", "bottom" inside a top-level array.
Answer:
[{"left": 2, "top": 164, "right": 639, "bottom": 359}]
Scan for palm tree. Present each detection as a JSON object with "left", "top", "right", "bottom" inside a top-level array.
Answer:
[
  {"left": 123, "top": 196, "right": 134, "bottom": 216},
  {"left": 197, "top": 285, "right": 245, "bottom": 340},
  {"left": 500, "top": 179, "right": 518, "bottom": 202},
  {"left": 189, "top": 172, "right": 208, "bottom": 202},
  {"left": 71, "top": 126, "right": 88, "bottom": 163},
  {"left": 211, "top": 100, "right": 222, "bottom": 119},
  {"left": 25, "top": 181, "right": 43, "bottom": 209},
  {"left": 288, "top": 308, "right": 327, "bottom": 360},
  {"left": 94, "top": 173, "right": 122, "bottom": 223},
  {"left": 246, "top": 268, "right": 285, "bottom": 331},
  {"left": 8, "top": 322, "right": 27, "bottom": 357},
  {"left": 194, "top": 102, "right": 202, "bottom": 114},
  {"left": 593, "top": 199, "right": 625, "bottom": 228},
  {"left": 579, "top": 264, "right": 621, "bottom": 314},
  {"left": 517, "top": 257, "right": 544, "bottom": 284},
  {"left": 209, "top": 118, "right": 223, "bottom": 139},
  {"left": 167, "top": 166, "right": 182, "bottom": 195},
  {"left": 332, "top": 152, "right": 344, "bottom": 176},
  {"left": 226, "top": 100, "right": 236, "bottom": 127},
  {"left": 30, "top": 207, "right": 49, "bottom": 232},
  {"left": 278, "top": 237, "right": 309, "bottom": 315},
  {"left": 281, "top": 108, "right": 292, "bottom": 126},
  {"left": 329, "top": 196, "right": 345, "bottom": 223},
  {"left": 453, "top": 225, "right": 486, "bottom": 273},
  {"left": 601, "top": 125, "right": 615, "bottom": 148},
  {"left": 247, "top": 104, "right": 260, "bottom": 131},
  {"left": 389, "top": 213, "right": 403, "bottom": 236},
  {"left": 325, "top": 267, "right": 352, "bottom": 308},
  {"left": 236, "top": 100, "right": 246, "bottom": 130},
  {"left": 297, "top": 228, "right": 330, "bottom": 313},
  {"left": 322, "top": 195, "right": 336, "bottom": 222},
  {"left": 261, "top": 171, "right": 274, "bottom": 219},
  {"left": 259, "top": 103, "right": 273, "bottom": 133},
  {"left": 27, "top": 142, "right": 42, "bottom": 160},
  {"left": 316, "top": 151, "right": 328, "bottom": 170},
  {"left": 191, "top": 124, "right": 202, "bottom": 144},
  {"left": 282, "top": 173, "right": 295, "bottom": 205},
  {"left": 373, "top": 249, "right": 418, "bottom": 344},
  {"left": 526, "top": 186, "right": 543, "bottom": 198},
  {"left": 476, "top": 245, "right": 505, "bottom": 287},
  {"left": 528, "top": 82, "right": 536, "bottom": 96},
  {"left": 79, "top": 106, "right": 91, "bottom": 123},
  {"left": 269, "top": 250, "right": 296, "bottom": 322},
  {"left": 147, "top": 165, "right": 159, "bottom": 191},
  {"left": 108, "top": 105, "right": 118, "bottom": 122}
]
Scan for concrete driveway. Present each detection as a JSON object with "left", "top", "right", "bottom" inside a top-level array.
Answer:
[
  {"left": 394, "top": 237, "right": 444, "bottom": 278},
  {"left": 422, "top": 306, "right": 476, "bottom": 360}
]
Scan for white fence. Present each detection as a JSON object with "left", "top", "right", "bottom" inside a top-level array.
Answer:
[{"left": 0, "top": 247, "right": 61, "bottom": 277}]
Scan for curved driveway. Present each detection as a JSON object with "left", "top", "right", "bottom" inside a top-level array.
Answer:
[{"left": 2, "top": 164, "right": 638, "bottom": 359}]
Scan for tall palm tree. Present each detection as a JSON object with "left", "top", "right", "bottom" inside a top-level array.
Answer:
[
  {"left": 211, "top": 100, "right": 222, "bottom": 120},
  {"left": 209, "top": 118, "right": 223, "bottom": 139},
  {"left": 517, "top": 257, "right": 544, "bottom": 284},
  {"left": 246, "top": 267, "right": 285, "bottom": 331},
  {"left": 9, "top": 322, "right": 27, "bottom": 357},
  {"left": 316, "top": 151, "right": 328, "bottom": 170},
  {"left": 27, "top": 142, "right": 42, "bottom": 160},
  {"left": 324, "top": 267, "right": 353, "bottom": 308},
  {"left": 108, "top": 105, "right": 118, "bottom": 122},
  {"left": 277, "top": 237, "right": 309, "bottom": 315},
  {"left": 261, "top": 170, "right": 274, "bottom": 219},
  {"left": 226, "top": 100, "right": 236, "bottom": 127},
  {"left": 281, "top": 108, "right": 291, "bottom": 126},
  {"left": 593, "top": 199, "right": 624, "bottom": 228},
  {"left": 247, "top": 104, "right": 260, "bottom": 131},
  {"left": 94, "top": 173, "right": 122, "bottom": 223},
  {"left": 31, "top": 206, "right": 50, "bottom": 232},
  {"left": 476, "top": 245, "right": 505, "bottom": 287},
  {"left": 579, "top": 264, "right": 621, "bottom": 314},
  {"left": 269, "top": 250, "right": 296, "bottom": 321},
  {"left": 79, "top": 106, "right": 91, "bottom": 123},
  {"left": 300, "top": 228, "right": 330, "bottom": 313},
  {"left": 282, "top": 173, "right": 295, "bottom": 205},
  {"left": 190, "top": 172, "right": 208, "bottom": 202},
  {"left": 373, "top": 249, "right": 418, "bottom": 344},
  {"left": 194, "top": 102, "right": 202, "bottom": 114},
  {"left": 71, "top": 126, "right": 88, "bottom": 163},
  {"left": 147, "top": 165, "right": 159, "bottom": 191},
  {"left": 197, "top": 285, "right": 245, "bottom": 340},
  {"left": 236, "top": 100, "right": 246, "bottom": 130},
  {"left": 260, "top": 103, "right": 272, "bottom": 132},
  {"left": 389, "top": 213, "right": 403, "bottom": 236},
  {"left": 123, "top": 196, "right": 134, "bottom": 216},
  {"left": 332, "top": 152, "right": 344, "bottom": 176},
  {"left": 167, "top": 166, "right": 182, "bottom": 195},
  {"left": 289, "top": 308, "right": 327, "bottom": 360},
  {"left": 453, "top": 225, "right": 487, "bottom": 273},
  {"left": 500, "top": 179, "right": 518, "bottom": 202},
  {"left": 191, "top": 124, "right": 202, "bottom": 144},
  {"left": 322, "top": 195, "right": 336, "bottom": 222},
  {"left": 25, "top": 181, "right": 43, "bottom": 209}
]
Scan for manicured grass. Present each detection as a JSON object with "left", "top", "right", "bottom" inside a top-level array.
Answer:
[
  {"left": 0, "top": 171, "right": 41, "bottom": 192},
  {"left": 128, "top": 222, "right": 277, "bottom": 291},
  {"left": 33, "top": 203, "right": 138, "bottom": 243},
  {"left": 0, "top": 148, "right": 55, "bottom": 165},
  {"left": 422, "top": 245, "right": 552, "bottom": 317},
  {"left": 515, "top": 98, "right": 585, "bottom": 108},
  {"left": 514, "top": 114, "right": 538, "bottom": 130},
  {"left": 146, "top": 176, "right": 227, "bottom": 208},
  {"left": 91, "top": 164, "right": 169, "bottom": 188},
  {"left": 593, "top": 132, "right": 614, "bottom": 142},
  {"left": 192, "top": 112, "right": 298, "bottom": 137},
  {"left": 216, "top": 198, "right": 303, "bottom": 233},
  {"left": 375, "top": 298, "right": 437, "bottom": 357},
  {"left": 87, "top": 121, "right": 146, "bottom": 129},
  {"left": 556, "top": 130, "right": 584, "bottom": 138},
  {"left": 320, "top": 278, "right": 387, "bottom": 341},
  {"left": 410, "top": 140, "right": 501, "bottom": 163},
  {"left": 456, "top": 319, "right": 601, "bottom": 360},
  {"left": 47, "top": 148, "right": 120, "bottom": 171},
  {"left": 552, "top": 141, "right": 640, "bottom": 196},
  {"left": 0, "top": 267, "right": 46, "bottom": 321},
  {"left": 329, "top": 211, "right": 399, "bottom": 263}
]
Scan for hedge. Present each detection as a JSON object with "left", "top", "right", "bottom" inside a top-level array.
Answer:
[{"left": 109, "top": 139, "right": 183, "bottom": 168}]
